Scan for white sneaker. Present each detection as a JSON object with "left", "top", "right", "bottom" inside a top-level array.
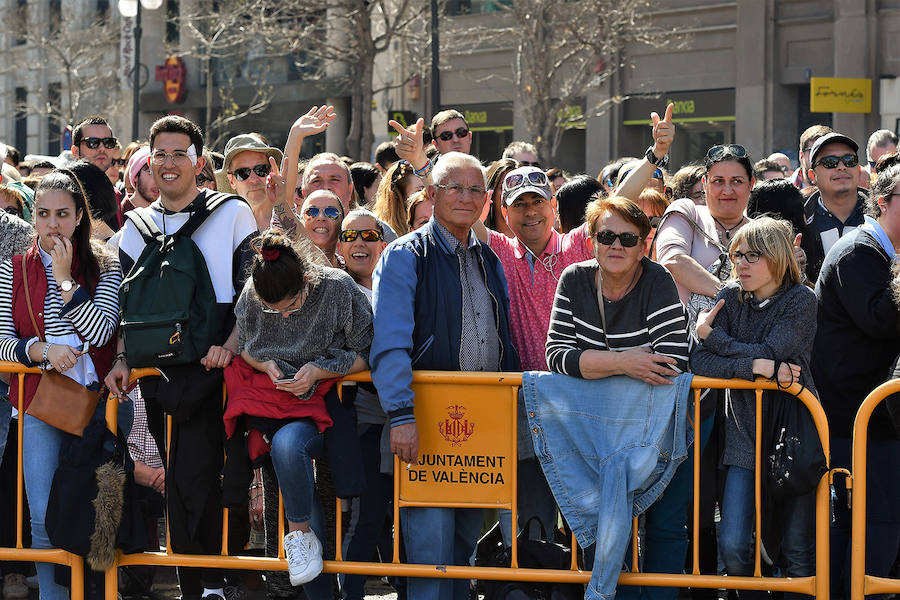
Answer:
[{"left": 284, "top": 529, "right": 323, "bottom": 586}]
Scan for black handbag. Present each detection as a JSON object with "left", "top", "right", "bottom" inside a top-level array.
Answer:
[{"left": 763, "top": 387, "right": 827, "bottom": 499}]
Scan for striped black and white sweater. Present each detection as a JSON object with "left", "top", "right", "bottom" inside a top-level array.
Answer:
[{"left": 545, "top": 257, "right": 690, "bottom": 377}]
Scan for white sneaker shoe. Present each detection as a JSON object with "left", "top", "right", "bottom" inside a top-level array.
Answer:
[{"left": 284, "top": 529, "right": 323, "bottom": 586}]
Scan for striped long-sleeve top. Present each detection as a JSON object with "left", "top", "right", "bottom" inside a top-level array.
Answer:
[
  {"left": 545, "top": 257, "right": 690, "bottom": 378},
  {"left": 0, "top": 247, "right": 121, "bottom": 370}
]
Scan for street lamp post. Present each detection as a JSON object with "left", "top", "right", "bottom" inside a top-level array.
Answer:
[
  {"left": 430, "top": 0, "right": 440, "bottom": 118},
  {"left": 119, "top": 0, "right": 162, "bottom": 141}
]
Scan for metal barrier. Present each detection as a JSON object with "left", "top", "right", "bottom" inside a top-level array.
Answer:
[
  {"left": 850, "top": 379, "right": 900, "bottom": 600},
  {"left": 0, "top": 362, "right": 86, "bottom": 600},
  {"left": 0, "top": 365, "right": 830, "bottom": 598}
]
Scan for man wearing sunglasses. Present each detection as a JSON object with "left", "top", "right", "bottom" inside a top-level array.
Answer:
[
  {"left": 431, "top": 109, "right": 472, "bottom": 156},
  {"left": 71, "top": 115, "right": 118, "bottom": 172},
  {"left": 803, "top": 132, "right": 867, "bottom": 281},
  {"left": 220, "top": 134, "right": 284, "bottom": 232}
]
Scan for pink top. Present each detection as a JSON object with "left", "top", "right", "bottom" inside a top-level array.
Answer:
[
  {"left": 488, "top": 224, "right": 593, "bottom": 371},
  {"left": 654, "top": 198, "right": 724, "bottom": 305}
]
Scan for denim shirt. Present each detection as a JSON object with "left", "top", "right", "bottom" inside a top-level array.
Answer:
[{"left": 523, "top": 371, "right": 694, "bottom": 599}]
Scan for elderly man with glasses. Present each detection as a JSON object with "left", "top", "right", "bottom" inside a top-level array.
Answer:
[{"left": 371, "top": 152, "right": 519, "bottom": 600}]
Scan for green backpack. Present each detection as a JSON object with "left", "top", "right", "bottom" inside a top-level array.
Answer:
[{"left": 119, "top": 194, "right": 231, "bottom": 367}]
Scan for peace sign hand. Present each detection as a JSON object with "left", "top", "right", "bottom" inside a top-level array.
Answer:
[
  {"left": 389, "top": 118, "right": 428, "bottom": 171},
  {"left": 650, "top": 103, "right": 675, "bottom": 160}
]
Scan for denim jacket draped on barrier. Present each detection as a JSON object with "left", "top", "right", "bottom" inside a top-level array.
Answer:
[{"left": 523, "top": 371, "right": 694, "bottom": 600}]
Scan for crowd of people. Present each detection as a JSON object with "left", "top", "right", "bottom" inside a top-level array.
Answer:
[{"left": 0, "top": 101, "right": 897, "bottom": 600}]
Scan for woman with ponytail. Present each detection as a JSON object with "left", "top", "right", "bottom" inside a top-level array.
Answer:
[
  {"left": 223, "top": 231, "right": 372, "bottom": 593},
  {"left": 0, "top": 169, "right": 120, "bottom": 600}
]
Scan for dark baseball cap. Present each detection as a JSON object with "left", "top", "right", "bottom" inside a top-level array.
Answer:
[{"left": 809, "top": 132, "right": 859, "bottom": 167}]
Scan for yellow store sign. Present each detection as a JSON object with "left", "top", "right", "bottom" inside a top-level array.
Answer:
[{"left": 810, "top": 77, "right": 872, "bottom": 114}]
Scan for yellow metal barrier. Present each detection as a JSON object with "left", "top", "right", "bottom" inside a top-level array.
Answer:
[
  {"left": 850, "top": 379, "right": 900, "bottom": 600},
  {"left": 0, "top": 366, "right": 829, "bottom": 599},
  {"left": 0, "top": 362, "right": 86, "bottom": 600}
]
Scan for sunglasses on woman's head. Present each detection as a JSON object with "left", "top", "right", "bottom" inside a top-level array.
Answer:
[
  {"left": 706, "top": 144, "right": 749, "bottom": 161},
  {"left": 595, "top": 230, "right": 641, "bottom": 247},
  {"left": 436, "top": 127, "right": 470, "bottom": 142},
  {"left": 649, "top": 216, "right": 662, "bottom": 229},
  {"left": 339, "top": 228, "right": 383, "bottom": 242},
  {"left": 230, "top": 163, "right": 271, "bottom": 181},
  {"left": 304, "top": 206, "right": 342, "bottom": 220}
]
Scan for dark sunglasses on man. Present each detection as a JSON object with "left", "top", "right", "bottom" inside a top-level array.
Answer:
[
  {"left": 230, "top": 163, "right": 271, "bottom": 181},
  {"left": 595, "top": 230, "right": 641, "bottom": 248},
  {"left": 304, "top": 206, "right": 342, "bottom": 220},
  {"left": 519, "top": 161, "right": 541, "bottom": 168},
  {"left": 814, "top": 154, "right": 859, "bottom": 170},
  {"left": 436, "top": 127, "right": 470, "bottom": 142},
  {"left": 81, "top": 136, "right": 118, "bottom": 150},
  {"left": 110, "top": 158, "right": 127, "bottom": 167},
  {"left": 339, "top": 228, "right": 383, "bottom": 243}
]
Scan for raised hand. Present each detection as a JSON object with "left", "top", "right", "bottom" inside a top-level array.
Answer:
[
  {"left": 650, "top": 103, "right": 675, "bottom": 159},
  {"left": 290, "top": 105, "right": 336, "bottom": 139},
  {"left": 389, "top": 117, "right": 428, "bottom": 170}
]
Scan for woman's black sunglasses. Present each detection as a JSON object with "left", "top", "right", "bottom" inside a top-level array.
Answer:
[{"left": 595, "top": 230, "right": 641, "bottom": 247}]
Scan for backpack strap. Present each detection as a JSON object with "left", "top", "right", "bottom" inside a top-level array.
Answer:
[
  {"left": 124, "top": 207, "right": 164, "bottom": 245},
  {"left": 177, "top": 191, "right": 235, "bottom": 239}
]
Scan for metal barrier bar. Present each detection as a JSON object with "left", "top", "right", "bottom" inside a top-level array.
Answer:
[
  {"left": 850, "top": 379, "right": 900, "bottom": 600},
  {"left": 85, "top": 370, "right": 830, "bottom": 598},
  {"left": 0, "top": 362, "right": 87, "bottom": 600}
]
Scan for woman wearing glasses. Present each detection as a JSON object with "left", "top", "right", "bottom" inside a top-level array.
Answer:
[
  {"left": 690, "top": 216, "right": 817, "bottom": 588},
  {"left": 545, "top": 196, "right": 690, "bottom": 598},
  {"left": 300, "top": 190, "right": 345, "bottom": 267},
  {"left": 225, "top": 230, "right": 372, "bottom": 594}
]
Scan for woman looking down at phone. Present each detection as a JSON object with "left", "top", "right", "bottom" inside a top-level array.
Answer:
[
  {"left": 223, "top": 230, "right": 372, "bottom": 591},
  {"left": 0, "top": 169, "right": 120, "bottom": 600}
]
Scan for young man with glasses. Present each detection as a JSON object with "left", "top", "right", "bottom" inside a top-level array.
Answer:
[
  {"left": 803, "top": 132, "right": 867, "bottom": 281},
  {"left": 71, "top": 115, "right": 118, "bottom": 172},
  {"left": 106, "top": 115, "right": 257, "bottom": 600}
]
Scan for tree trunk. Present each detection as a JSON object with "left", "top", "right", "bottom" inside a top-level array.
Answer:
[{"left": 205, "top": 55, "right": 214, "bottom": 140}]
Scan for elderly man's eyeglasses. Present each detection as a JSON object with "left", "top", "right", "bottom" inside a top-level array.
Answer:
[
  {"left": 304, "top": 206, "right": 342, "bottom": 220},
  {"left": 435, "top": 183, "right": 486, "bottom": 196},
  {"left": 340, "top": 228, "right": 383, "bottom": 242},
  {"left": 81, "top": 137, "right": 118, "bottom": 150},
  {"left": 729, "top": 250, "right": 764, "bottom": 264},
  {"left": 595, "top": 230, "right": 640, "bottom": 247},
  {"left": 231, "top": 164, "right": 271, "bottom": 181},
  {"left": 813, "top": 154, "right": 858, "bottom": 169},
  {"left": 503, "top": 170, "right": 548, "bottom": 191},
  {"left": 436, "top": 127, "right": 469, "bottom": 142}
]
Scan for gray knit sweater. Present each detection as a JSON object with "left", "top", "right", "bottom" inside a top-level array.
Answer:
[
  {"left": 235, "top": 265, "right": 373, "bottom": 399},
  {"left": 690, "top": 281, "right": 818, "bottom": 470}
]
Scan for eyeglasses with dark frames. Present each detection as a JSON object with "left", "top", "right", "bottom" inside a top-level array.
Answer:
[
  {"left": 436, "top": 127, "right": 470, "bottom": 142},
  {"left": 80, "top": 136, "right": 118, "bottom": 150},
  {"left": 230, "top": 163, "right": 271, "bottom": 181},
  {"left": 729, "top": 250, "right": 764, "bottom": 264},
  {"left": 595, "top": 230, "right": 641, "bottom": 248}
]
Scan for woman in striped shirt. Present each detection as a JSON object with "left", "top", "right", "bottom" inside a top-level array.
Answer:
[
  {"left": 545, "top": 195, "right": 692, "bottom": 598},
  {"left": 0, "top": 170, "right": 120, "bottom": 600}
]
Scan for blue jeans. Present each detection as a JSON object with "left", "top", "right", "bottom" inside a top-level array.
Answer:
[
  {"left": 618, "top": 412, "right": 715, "bottom": 600},
  {"left": 23, "top": 414, "right": 68, "bottom": 600},
  {"left": 269, "top": 419, "right": 323, "bottom": 523},
  {"left": 401, "top": 506, "right": 482, "bottom": 600},
  {"left": 719, "top": 466, "right": 815, "bottom": 590}
]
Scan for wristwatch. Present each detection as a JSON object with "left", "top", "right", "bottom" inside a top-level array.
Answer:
[
  {"left": 59, "top": 279, "right": 77, "bottom": 292},
  {"left": 645, "top": 146, "right": 669, "bottom": 169}
]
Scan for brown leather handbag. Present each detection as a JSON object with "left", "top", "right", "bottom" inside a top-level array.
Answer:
[{"left": 21, "top": 255, "right": 100, "bottom": 436}]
